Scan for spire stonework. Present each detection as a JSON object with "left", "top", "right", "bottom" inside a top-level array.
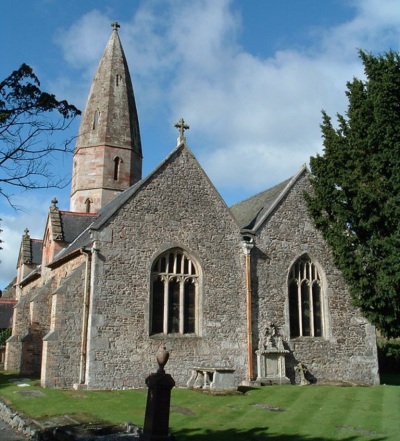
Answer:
[{"left": 70, "top": 23, "right": 143, "bottom": 213}]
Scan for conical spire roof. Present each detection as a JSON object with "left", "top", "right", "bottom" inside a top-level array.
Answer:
[
  {"left": 75, "top": 23, "right": 142, "bottom": 156},
  {"left": 70, "top": 24, "right": 143, "bottom": 213}
]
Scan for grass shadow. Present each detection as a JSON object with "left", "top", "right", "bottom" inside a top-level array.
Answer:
[
  {"left": 0, "top": 371, "right": 38, "bottom": 389},
  {"left": 173, "top": 427, "right": 387, "bottom": 441}
]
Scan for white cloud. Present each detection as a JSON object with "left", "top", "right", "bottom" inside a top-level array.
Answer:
[
  {"left": 142, "top": 0, "right": 400, "bottom": 199},
  {"left": 55, "top": 10, "right": 110, "bottom": 72}
]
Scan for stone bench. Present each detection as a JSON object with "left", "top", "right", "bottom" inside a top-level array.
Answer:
[{"left": 187, "top": 367, "right": 236, "bottom": 391}]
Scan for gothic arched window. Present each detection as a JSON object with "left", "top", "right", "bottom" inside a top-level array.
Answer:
[
  {"left": 288, "top": 255, "right": 323, "bottom": 338},
  {"left": 151, "top": 249, "right": 198, "bottom": 335},
  {"left": 113, "top": 156, "right": 123, "bottom": 181}
]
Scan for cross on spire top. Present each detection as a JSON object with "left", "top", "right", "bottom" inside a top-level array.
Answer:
[
  {"left": 174, "top": 118, "right": 189, "bottom": 145},
  {"left": 112, "top": 21, "right": 120, "bottom": 31}
]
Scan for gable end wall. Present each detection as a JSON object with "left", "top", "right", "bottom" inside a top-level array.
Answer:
[
  {"left": 85, "top": 146, "right": 248, "bottom": 388},
  {"left": 253, "top": 173, "right": 379, "bottom": 385}
]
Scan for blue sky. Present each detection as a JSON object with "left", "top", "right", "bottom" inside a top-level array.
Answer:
[{"left": 1, "top": 0, "right": 400, "bottom": 288}]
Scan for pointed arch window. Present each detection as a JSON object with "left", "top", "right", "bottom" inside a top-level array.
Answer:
[
  {"left": 113, "top": 156, "right": 123, "bottom": 181},
  {"left": 85, "top": 198, "right": 93, "bottom": 213},
  {"left": 288, "top": 256, "right": 324, "bottom": 338},
  {"left": 151, "top": 249, "right": 198, "bottom": 335}
]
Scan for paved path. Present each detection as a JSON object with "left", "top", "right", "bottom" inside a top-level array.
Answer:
[{"left": 0, "top": 419, "right": 27, "bottom": 440}]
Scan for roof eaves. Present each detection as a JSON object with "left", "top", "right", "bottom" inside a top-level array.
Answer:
[
  {"left": 19, "top": 267, "right": 41, "bottom": 287},
  {"left": 47, "top": 248, "right": 84, "bottom": 269}
]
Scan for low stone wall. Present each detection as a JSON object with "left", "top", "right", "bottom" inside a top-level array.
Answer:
[{"left": 0, "top": 399, "right": 38, "bottom": 439}]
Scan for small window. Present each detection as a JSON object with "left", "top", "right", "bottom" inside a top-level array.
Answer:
[
  {"left": 116, "top": 74, "right": 122, "bottom": 86},
  {"left": 113, "top": 156, "right": 123, "bottom": 181},
  {"left": 288, "top": 256, "right": 323, "bottom": 338},
  {"left": 151, "top": 249, "right": 198, "bottom": 335},
  {"left": 92, "top": 109, "right": 100, "bottom": 130},
  {"left": 85, "top": 198, "right": 93, "bottom": 213}
]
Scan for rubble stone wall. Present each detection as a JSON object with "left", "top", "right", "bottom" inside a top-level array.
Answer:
[
  {"left": 85, "top": 146, "right": 248, "bottom": 388},
  {"left": 253, "top": 172, "right": 379, "bottom": 385}
]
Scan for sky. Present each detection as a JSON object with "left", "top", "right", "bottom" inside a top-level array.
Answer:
[{"left": 1, "top": 0, "right": 400, "bottom": 289}]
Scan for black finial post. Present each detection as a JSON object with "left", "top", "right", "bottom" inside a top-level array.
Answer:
[{"left": 140, "top": 347, "right": 175, "bottom": 441}]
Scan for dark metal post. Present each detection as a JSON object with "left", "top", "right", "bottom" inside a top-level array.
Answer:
[{"left": 140, "top": 347, "right": 175, "bottom": 441}]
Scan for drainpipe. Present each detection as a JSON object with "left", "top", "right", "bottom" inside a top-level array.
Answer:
[
  {"left": 242, "top": 234, "right": 255, "bottom": 382},
  {"left": 79, "top": 246, "right": 92, "bottom": 386}
]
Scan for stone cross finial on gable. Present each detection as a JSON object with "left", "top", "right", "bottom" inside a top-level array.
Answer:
[
  {"left": 51, "top": 198, "right": 58, "bottom": 208},
  {"left": 174, "top": 118, "right": 189, "bottom": 146},
  {"left": 24, "top": 228, "right": 29, "bottom": 237},
  {"left": 112, "top": 21, "right": 120, "bottom": 31}
]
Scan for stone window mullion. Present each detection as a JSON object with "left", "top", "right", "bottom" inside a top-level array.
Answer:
[
  {"left": 179, "top": 276, "right": 184, "bottom": 334},
  {"left": 297, "top": 280, "right": 302, "bottom": 337},
  {"left": 163, "top": 277, "right": 169, "bottom": 334},
  {"left": 309, "top": 282, "right": 314, "bottom": 337},
  {"left": 151, "top": 249, "right": 199, "bottom": 336}
]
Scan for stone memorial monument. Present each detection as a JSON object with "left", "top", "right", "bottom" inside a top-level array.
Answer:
[{"left": 255, "top": 323, "right": 290, "bottom": 384}]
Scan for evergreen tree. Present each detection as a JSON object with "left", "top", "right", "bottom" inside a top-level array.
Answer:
[{"left": 306, "top": 50, "right": 400, "bottom": 338}]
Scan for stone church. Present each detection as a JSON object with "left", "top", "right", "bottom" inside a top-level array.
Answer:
[{"left": 5, "top": 25, "right": 379, "bottom": 389}]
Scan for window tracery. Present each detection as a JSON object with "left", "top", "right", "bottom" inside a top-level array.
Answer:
[
  {"left": 151, "top": 249, "right": 198, "bottom": 335},
  {"left": 288, "top": 255, "right": 323, "bottom": 338}
]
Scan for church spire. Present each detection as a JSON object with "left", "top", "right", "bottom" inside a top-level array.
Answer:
[{"left": 70, "top": 23, "right": 143, "bottom": 213}]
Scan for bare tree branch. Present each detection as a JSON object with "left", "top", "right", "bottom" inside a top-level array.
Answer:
[{"left": 0, "top": 64, "right": 81, "bottom": 208}]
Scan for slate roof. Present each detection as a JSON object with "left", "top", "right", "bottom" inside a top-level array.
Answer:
[
  {"left": 31, "top": 239, "right": 43, "bottom": 264},
  {"left": 60, "top": 212, "right": 97, "bottom": 243},
  {"left": 230, "top": 179, "right": 292, "bottom": 230},
  {"left": 0, "top": 278, "right": 16, "bottom": 299},
  {"left": 230, "top": 165, "right": 308, "bottom": 231}
]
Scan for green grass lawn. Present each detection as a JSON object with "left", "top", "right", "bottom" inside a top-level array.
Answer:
[{"left": 0, "top": 371, "right": 399, "bottom": 441}]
